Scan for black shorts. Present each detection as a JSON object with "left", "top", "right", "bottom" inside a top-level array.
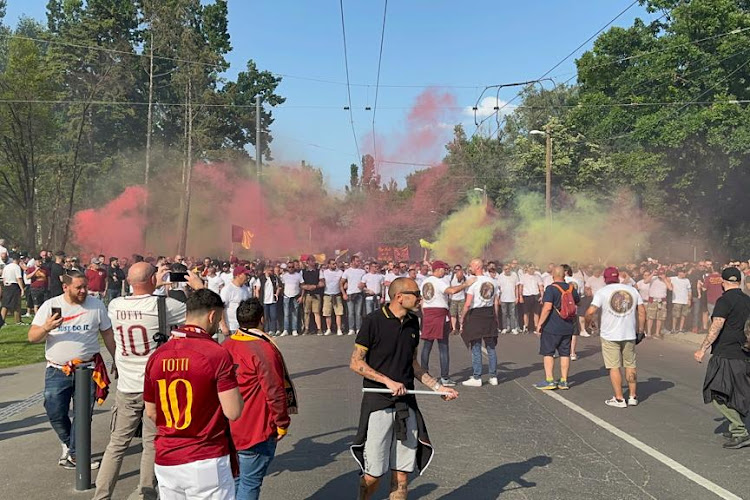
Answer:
[
  {"left": 522, "top": 296, "right": 540, "bottom": 315},
  {"left": 539, "top": 333, "right": 572, "bottom": 357},
  {"left": 1, "top": 284, "right": 21, "bottom": 311},
  {"left": 29, "top": 288, "right": 47, "bottom": 308}
]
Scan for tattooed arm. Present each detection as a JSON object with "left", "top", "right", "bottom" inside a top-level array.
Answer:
[
  {"left": 694, "top": 317, "right": 726, "bottom": 363},
  {"left": 412, "top": 351, "right": 458, "bottom": 400},
  {"left": 350, "top": 344, "right": 406, "bottom": 395}
]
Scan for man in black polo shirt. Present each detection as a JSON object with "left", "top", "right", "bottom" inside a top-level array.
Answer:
[
  {"left": 349, "top": 277, "right": 458, "bottom": 500},
  {"left": 301, "top": 256, "right": 324, "bottom": 335},
  {"left": 534, "top": 266, "right": 580, "bottom": 390},
  {"left": 694, "top": 267, "right": 750, "bottom": 449}
]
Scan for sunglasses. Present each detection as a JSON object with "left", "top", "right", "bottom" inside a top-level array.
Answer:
[{"left": 400, "top": 290, "right": 421, "bottom": 298}]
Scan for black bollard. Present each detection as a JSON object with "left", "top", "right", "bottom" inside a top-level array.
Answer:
[{"left": 74, "top": 366, "right": 92, "bottom": 491}]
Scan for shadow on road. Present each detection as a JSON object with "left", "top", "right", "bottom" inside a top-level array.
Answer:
[
  {"left": 637, "top": 377, "right": 675, "bottom": 402},
  {"left": 0, "top": 413, "right": 48, "bottom": 441},
  {"left": 435, "top": 455, "right": 552, "bottom": 499},
  {"left": 269, "top": 427, "right": 356, "bottom": 475},
  {"left": 568, "top": 367, "right": 608, "bottom": 388},
  {"left": 0, "top": 372, "right": 17, "bottom": 378},
  {"left": 310, "top": 469, "right": 438, "bottom": 500},
  {"left": 291, "top": 364, "right": 349, "bottom": 381}
]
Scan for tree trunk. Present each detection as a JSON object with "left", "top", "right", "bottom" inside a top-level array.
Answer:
[{"left": 178, "top": 75, "right": 193, "bottom": 255}]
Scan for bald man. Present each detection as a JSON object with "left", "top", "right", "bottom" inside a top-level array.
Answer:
[
  {"left": 534, "top": 266, "right": 580, "bottom": 390},
  {"left": 94, "top": 263, "right": 201, "bottom": 500}
]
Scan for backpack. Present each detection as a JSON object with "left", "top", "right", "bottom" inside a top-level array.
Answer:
[{"left": 552, "top": 283, "right": 577, "bottom": 320}]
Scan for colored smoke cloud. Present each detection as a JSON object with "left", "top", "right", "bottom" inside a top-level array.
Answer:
[{"left": 432, "top": 194, "right": 505, "bottom": 264}]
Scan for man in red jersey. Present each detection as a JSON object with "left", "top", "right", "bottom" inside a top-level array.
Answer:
[
  {"left": 223, "top": 298, "right": 295, "bottom": 500},
  {"left": 144, "top": 289, "right": 244, "bottom": 500}
]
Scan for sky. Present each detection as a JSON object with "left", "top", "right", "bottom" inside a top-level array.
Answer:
[{"left": 3, "top": 0, "right": 659, "bottom": 190}]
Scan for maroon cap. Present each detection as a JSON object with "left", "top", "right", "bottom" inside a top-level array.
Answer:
[
  {"left": 603, "top": 266, "right": 620, "bottom": 284},
  {"left": 431, "top": 260, "right": 450, "bottom": 271},
  {"left": 233, "top": 265, "right": 250, "bottom": 277}
]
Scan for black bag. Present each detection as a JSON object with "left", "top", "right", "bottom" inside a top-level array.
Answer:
[
  {"left": 152, "top": 295, "right": 169, "bottom": 346},
  {"left": 635, "top": 332, "right": 646, "bottom": 345}
]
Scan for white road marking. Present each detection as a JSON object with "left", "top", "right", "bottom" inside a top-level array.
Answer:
[{"left": 540, "top": 388, "right": 743, "bottom": 500}]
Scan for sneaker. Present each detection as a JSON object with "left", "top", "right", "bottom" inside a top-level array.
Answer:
[
  {"left": 628, "top": 396, "right": 638, "bottom": 406},
  {"left": 534, "top": 380, "right": 558, "bottom": 390},
  {"left": 557, "top": 380, "right": 569, "bottom": 390},
  {"left": 580, "top": 330, "right": 591, "bottom": 337},
  {"left": 501, "top": 328, "right": 508, "bottom": 334},
  {"left": 722, "top": 435, "right": 750, "bottom": 449},
  {"left": 61, "top": 455, "right": 100, "bottom": 470},
  {"left": 440, "top": 378, "right": 457, "bottom": 387},
  {"left": 347, "top": 330, "right": 356, "bottom": 336},
  {"left": 292, "top": 330, "right": 299, "bottom": 336},
  {"left": 511, "top": 328, "right": 520, "bottom": 335},
  {"left": 324, "top": 330, "right": 332, "bottom": 336},
  {"left": 280, "top": 330, "right": 289, "bottom": 337},
  {"left": 605, "top": 397, "right": 627, "bottom": 408},
  {"left": 461, "top": 377, "right": 482, "bottom": 387},
  {"left": 488, "top": 376, "right": 499, "bottom": 386},
  {"left": 58, "top": 443, "right": 69, "bottom": 466},
  {"left": 570, "top": 354, "right": 578, "bottom": 361},
  {"left": 336, "top": 331, "right": 344, "bottom": 336}
]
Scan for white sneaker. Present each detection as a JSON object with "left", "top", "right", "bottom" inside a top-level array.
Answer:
[
  {"left": 324, "top": 330, "right": 332, "bottom": 336},
  {"left": 501, "top": 329, "right": 508, "bottom": 334},
  {"left": 58, "top": 442, "right": 69, "bottom": 466},
  {"left": 280, "top": 330, "right": 289, "bottom": 337},
  {"left": 605, "top": 397, "right": 627, "bottom": 408},
  {"left": 462, "top": 377, "right": 482, "bottom": 387},
  {"left": 488, "top": 376, "right": 499, "bottom": 386},
  {"left": 336, "top": 331, "right": 344, "bottom": 336},
  {"left": 570, "top": 354, "right": 578, "bottom": 361},
  {"left": 580, "top": 330, "right": 591, "bottom": 337},
  {"left": 511, "top": 328, "right": 520, "bottom": 335},
  {"left": 628, "top": 396, "right": 638, "bottom": 406},
  {"left": 348, "top": 330, "right": 356, "bottom": 336},
  {"left": 292, "top": 330, "right": 299, "bottom": 336}
]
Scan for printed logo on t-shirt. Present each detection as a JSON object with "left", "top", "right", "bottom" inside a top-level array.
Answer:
[
  {"left": 423, "top": 282, "right": 435, "bottom": 301},
  {"left": 609, "top": 290, "right": 635, "bottom": 316},
  {"left": 480, "top": 282, "right": 495, "bottom": 300}
]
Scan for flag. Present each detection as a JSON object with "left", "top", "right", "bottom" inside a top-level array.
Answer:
[
  {"left": 314, "top": 253, "right": 326, "bottom": 265},
  {"left": 231, "top": 224, "right": 254, "bottom": 250},
  {"left": 334, "top": 249, "right": 349, "bottom": 260},
  {"left": 378, "top": 246, "right": 394, "bottom": 262},
  {"left": 393, "top": 246, "right": 410, "bottom": 262}
]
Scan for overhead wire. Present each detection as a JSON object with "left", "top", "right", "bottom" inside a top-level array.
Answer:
[
  {"left": 371, "top": 0, "right": 388, "bottom": 172},
  {"left": 338, "top": 0, "right": 361, "bottom": 161}
]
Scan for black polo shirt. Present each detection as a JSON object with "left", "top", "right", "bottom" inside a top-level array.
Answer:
[
  {"left": 711, "top": 288, "right": 750, "bottom": 359},
  {"left": 355, "top": 306, "right": 420, "bottom": 390},
  {"left": 302, "top": 268, "right": 323, "bottom": 295}
]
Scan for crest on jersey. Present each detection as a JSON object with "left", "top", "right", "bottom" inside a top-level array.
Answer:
[
  {"left": 609, "top": 290, "right": 635, "bottom": 316},
  {"left": 422, "top": 282, "right": 435, "bottom": 301},
  {"left": 480, "top": 282, "right": 495, "bottom": 300}
]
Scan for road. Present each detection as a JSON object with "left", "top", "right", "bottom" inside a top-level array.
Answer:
[{"left": 1, "top": 333, "right": 748, "bottom": 499}]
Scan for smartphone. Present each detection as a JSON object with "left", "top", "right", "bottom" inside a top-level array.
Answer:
[
  {"left": 51, "top": 307, "right": 62, "bottom": 318},
  {"left": 168, "top": 272, "right": 188, "bottom": 283}
]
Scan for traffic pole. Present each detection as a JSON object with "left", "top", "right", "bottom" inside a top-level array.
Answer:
[{"left": 74, "top": 366, "right": 92, "bottom": 491}]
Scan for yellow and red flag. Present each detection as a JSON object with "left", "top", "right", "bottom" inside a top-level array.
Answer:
[{"left": 231, "top": 225, "right": 255, "bottom": 250}]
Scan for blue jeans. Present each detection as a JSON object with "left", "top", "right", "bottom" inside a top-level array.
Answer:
[
  {"left": 43, "top": 366, "right": 95, "bottom": 457},
  {"left": 263, "top": 303, "right": 278, "bottom": 333},
  {"left": 421, "top": 337, "right": 450, "bottom": 379},
  {"left": 501, "top": 302, "right": 518, "bottom": 330},
  {"left": 347, "top": 293, "right": 364, "bottom": 332},
  {"left": 283, "top": 296, "right": 299, "bottom": 332},
  {"left": 364, "top": 297, "right": 378, "bottom": 316},
  {"left": 106, "top": 288, "right": 121, "bottom": 304},
  {"left": 235, "top": 436, "right": 278, "bottom": 500},
  {"left": 470, "top": 338, "right": 497, "bottom": 378}
]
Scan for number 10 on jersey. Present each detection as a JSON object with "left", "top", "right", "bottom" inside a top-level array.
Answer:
[{"left": 157, "top": 378, "right": 193, "bottom": 429}]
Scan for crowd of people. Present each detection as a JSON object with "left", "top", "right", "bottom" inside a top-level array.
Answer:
[{"left": 3, "top": 235, "right": 750, "bottom": 499}]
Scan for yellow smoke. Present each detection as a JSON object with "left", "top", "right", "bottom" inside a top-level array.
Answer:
[{"left": 432, "top": 195, "right": 505, "bottom": 264}]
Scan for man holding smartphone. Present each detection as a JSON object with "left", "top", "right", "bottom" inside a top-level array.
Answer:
[{"left": 27, "top": 270, "right": 116, "bottom": 469}]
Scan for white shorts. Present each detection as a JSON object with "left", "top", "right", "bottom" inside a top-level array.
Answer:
[
  {"left": 363, "top": 407, "right": 418, "bottom": 477},
  {"left": 155, "top": 455, "right": 235, "bottom": 500}
]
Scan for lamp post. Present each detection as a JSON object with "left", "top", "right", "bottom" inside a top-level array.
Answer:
[
  {"left": 530, "top": 125, "right": 552, "bottom": 220},
  {"left": 473, "top": 186, "right": 487, "bottom": 206}
]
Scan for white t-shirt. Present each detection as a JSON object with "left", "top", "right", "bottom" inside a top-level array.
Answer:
[
  {"left": 671, "top": 277, "right": 692, "bottom": 305},
  {"left": 591, "top": 283, "right": 643, "bottom": 341},
  {"left": 342, "top": 267, "right": 366, "bottom": 295},
  {"left": 108, "top": 295, "right": 186, "bottom": 393},
  {"left": 450, "top": 274, "right": 467, "bottom": 301},
  {"left": 520, "top": 272, "right": 542, "bottom": 296},
  {"left": 280, "top": 271, "right": 304, "bottom": 298},
  {"left": 649, "top": 277, "right": 668, "bottom": 300},
  {"left": 421, "top": 276, "right": 450, "bottom": 310},
  {"left": 220, "top": 272, "right": 234, "bottom": 289},
  {"left": 262, "top": 275, "right": 276, "bottom": 305},
  {"left": 541, "top": 272, "right": 554, "bottom": 288},
  {"left": 207, "top": 275, "right": 224, "bottom": 295},
  {"left": 361, "top": 273, "right": 385, "bottom": 298},
  {"left": 636, "top": 279, "right": 651, "bottom": 301},
  {"left": 466, "top": 275, "right": 498, "bottom": 309},
  {"left": 2, "top": 262, "right": 22, "bottom": 286},
  {"left": 498, "top": 273, "right": 519, "bottom": 303},
  {"left": 586, "top": 275, "right": 606, "bottom": 295},
  {"left": 33, "top": 295, "right": 112, "bottom": 366},
  {"left": 220, "top": 282, "right": 251, "bottom": 331},
  {"left": 322, "top": 269, "right": 344, "bottom": 295}
]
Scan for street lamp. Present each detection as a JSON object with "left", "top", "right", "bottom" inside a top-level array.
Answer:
[
  {"left": 529, "top": 126, "right": 552, "bottom": 220},
  {"left": 473, "top": 186, "right": 487, "bottom": 205}
]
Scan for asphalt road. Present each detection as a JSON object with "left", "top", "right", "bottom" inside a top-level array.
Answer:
[{"left": 1, "top": 333, "right": 749, "bottom": 499}]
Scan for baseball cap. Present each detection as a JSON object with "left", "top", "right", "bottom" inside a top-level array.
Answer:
[
  {"left": 603, "top": 266, "right": 620, "bottom": 284},
  {"left": 91, "top": 257, "right": 101, "bottom": 265},
  {"left": 431, "top": 260, "right": 450, "bottom": 271},
  {"left": 233, "top": 265, "right": 250, "bottom": 277},
  {"left": 721, "top": 267, "right": 742, "bottom": 283},
  {"left": 280, "top": 263, "right": 288, "bottom": 270}
]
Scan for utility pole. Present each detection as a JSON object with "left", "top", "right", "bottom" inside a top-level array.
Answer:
[
  {"left": 256, "top": 97, "right": 261, "bottom": 181},
  {"left": 144, "top": 28, "right": 154, "bottom": 245},
  {"left": 544, "top": 123, "right": 552, "bottom": 220}
]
